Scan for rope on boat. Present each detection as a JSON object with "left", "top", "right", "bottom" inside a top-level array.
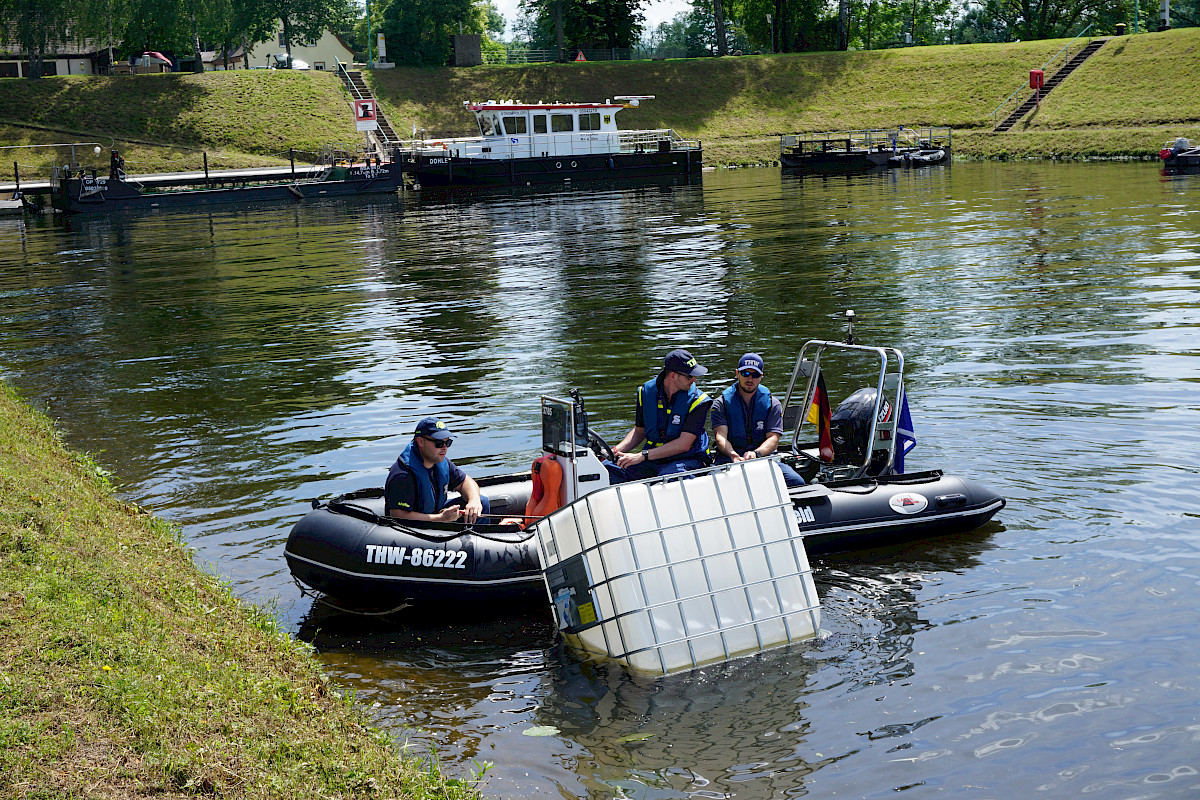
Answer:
[{"left": 292, "top": 576, "right": 413, "bottom": 617}]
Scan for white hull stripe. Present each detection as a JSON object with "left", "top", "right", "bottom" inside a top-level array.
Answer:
[
  {"left": 283, "top": 550, "right": 543, "bottom": 587},
  {"left": 793, "top": 498, "right": 1005, "bottom": 534}
]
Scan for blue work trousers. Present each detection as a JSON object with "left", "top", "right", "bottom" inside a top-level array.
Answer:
[{"left": 603, "top": 456, "right": 707, "bottom": 484}]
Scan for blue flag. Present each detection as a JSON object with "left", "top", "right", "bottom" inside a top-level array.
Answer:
[{"left": 895, "top": 391, "right": 916, "bottom": 473}]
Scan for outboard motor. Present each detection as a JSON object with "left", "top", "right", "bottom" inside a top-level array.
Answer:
[{"left": 829, "top": 388, "right": 891, "bottom": 476}]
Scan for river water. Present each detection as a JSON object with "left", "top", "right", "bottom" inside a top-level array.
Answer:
[{"left": 2, "top": 162, "right": 1199, "bottom": 798}]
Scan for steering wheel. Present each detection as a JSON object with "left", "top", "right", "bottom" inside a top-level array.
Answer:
[
  {"left": 587, "top": 429, "right": 617, "bottom": 463},
  {"left": 793, "top": 449, "right": 824, "bottom": 468}
]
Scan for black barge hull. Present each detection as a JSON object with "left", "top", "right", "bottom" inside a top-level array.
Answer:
[
  {"left": 51, "top": 163, "right": 402, "bottom": 213},
  {"left": 401, "top": 150, "right": 702, "bottom": 187}
]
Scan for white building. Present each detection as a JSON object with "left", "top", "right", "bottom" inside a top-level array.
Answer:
[
  {"left": 0, "top": 35, "right": 108, "bottom": 78},
  {"left": 245, "top": 27, "right": 355, "bottom": 71}
]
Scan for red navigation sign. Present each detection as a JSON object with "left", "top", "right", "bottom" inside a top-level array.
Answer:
[{"left": 356, "top": 99, "right": 378, "bottom": 131}]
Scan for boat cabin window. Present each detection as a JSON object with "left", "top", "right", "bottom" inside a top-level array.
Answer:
[
  {"left": 478, "top": 115, "right": 495, "bottom": 136},
  {"left": 502, "top": 115, "right": 527, "bottom": 135},
  {"left": 579, "top": 112, "right": 601, "bottom": 131},
  {"left": 533, "top": 115, "right": 547, "bottom": 134},
  {"left": 551, "top": 113, "right": 574, "bottom": 133}
]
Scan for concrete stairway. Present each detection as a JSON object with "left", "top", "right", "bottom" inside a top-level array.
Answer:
[
  {"left": 338, "top": 66, "right": 400, "bottom": 156},
  {"left": 994, "top": 38, "right": 1108, "bottom": 132}
]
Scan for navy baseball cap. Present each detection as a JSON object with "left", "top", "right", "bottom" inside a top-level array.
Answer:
[
  {"left": 663, "top": 349, "right": 708, "bottom": 377},
  {"left": 414, "top": 417, "right": 454, "bottom": 441},
  {"left": 738, "top": 353, "right": 765, "bottom": 375}
]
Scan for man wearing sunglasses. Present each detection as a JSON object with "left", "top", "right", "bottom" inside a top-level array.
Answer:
[
  {"left": 385, "top": 417, "right": 490, "bottom": 524},
  {"left": 711, "top": 353, "right": 805, "bottom": 487},
  {"left": 606, "top": 349, "right": 713, "bottom": 483}
]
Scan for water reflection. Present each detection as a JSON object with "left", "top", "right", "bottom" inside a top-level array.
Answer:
[{"left": 3, "top": 162, "right": 1200, "bottom": 798}]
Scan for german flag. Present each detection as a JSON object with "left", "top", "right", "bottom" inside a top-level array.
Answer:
[{"left": 805, "top": 370, "right": 834, "bottom": 462}]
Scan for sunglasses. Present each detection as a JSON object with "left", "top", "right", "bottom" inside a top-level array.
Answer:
[
  {"left": 422, "top": 436, "right": 452, "bottom": 448},
  {"left": 739, "top": 370, "right": 762, "bottom": 378}
]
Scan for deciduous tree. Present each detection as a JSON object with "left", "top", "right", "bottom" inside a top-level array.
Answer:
[
  {"left": 380, "top": 0, "right": 477, "bottom": 65},
  {"left": 0, "top": 0, "right": 85, "bottom": 77},
  {"left": 519, "top": 0, "right": 646, "bottom": 51}
]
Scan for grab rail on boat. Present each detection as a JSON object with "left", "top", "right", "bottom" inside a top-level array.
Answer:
[{"left": 779, "top": 338, "right": 905, "bottom": 481}]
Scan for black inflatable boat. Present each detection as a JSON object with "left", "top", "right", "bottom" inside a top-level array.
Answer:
[
  {"left": 285, "top": 322, "right": 1005, "bottom": 607},
  {"left": 789, "top": 470, "right": 1002, "bottom": 554},
  {"left": 284, "top": 474, "right": 541, "bottom": 608}
]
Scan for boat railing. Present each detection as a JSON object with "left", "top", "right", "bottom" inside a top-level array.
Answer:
[
  {"left": 398, "top": 128, "right": 700, "bottom": 159},
  {"left": 780, "top": 339, "right": 905, "bottom": 480},
  {"left": 781, "top": 127, "right": 951, "bottom": 154},
  {"left": 617, "top": 129, "right": 701, "bottom": 152}
]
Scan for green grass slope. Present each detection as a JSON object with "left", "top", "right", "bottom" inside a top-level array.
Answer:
[
  {"left": 1023, "top": 27, "right": 1200, "bottom": 128},
  {"left": 367, "top": 28, "right": 1199, "bottom": 163},
  {"left": 1, "top": 29, "right": 1198, "bottom": 170},
  {"left": 0, "top": 382, "right": 480, "bottom": 799},
  {"left": 371, "top": 38, "right": 1064, "bottom": 135},
  {"left": 0, "top": 70, "right": 360, "bottom": 173}
]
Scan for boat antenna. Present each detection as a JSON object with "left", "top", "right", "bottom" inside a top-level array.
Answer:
[{"left": 845, "top": 309, "right": 855, "bottom": 345}]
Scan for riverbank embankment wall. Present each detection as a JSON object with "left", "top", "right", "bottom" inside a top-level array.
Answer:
[
  {"left": 1, "top": 27, "right": 1197, "bottom": 171},
  {"left": 0, "top": 382, "right": 478, "bottom": 799}
]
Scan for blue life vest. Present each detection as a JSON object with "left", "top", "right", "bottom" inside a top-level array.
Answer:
[
  {"left": 721, "top": 384, "right": 772, "bottom": 453},
  {"left": 639, "top": 376, "right": 710, "bottom": 457},
  {"left": 386, "top": 440, "right": 450, "bottom": 513}
]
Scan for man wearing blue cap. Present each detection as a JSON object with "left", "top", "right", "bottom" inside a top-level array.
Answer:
[
  {"left": 606, "top": 348, "right": 713, "bottom": 483},
  {"left": 711, "top": 353, "right": 805, "bottom": 488},
  {"left": 385, "top": 417, "right": 490, "bottom": 523}
]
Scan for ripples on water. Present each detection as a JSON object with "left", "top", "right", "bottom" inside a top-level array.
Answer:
[{"left": 2, "top": 163, "right": 1200, "bottom": 798}]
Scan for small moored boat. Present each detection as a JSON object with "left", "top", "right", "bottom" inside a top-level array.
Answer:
[
  {"left": 1160, "top": 137, "right": 1200, "bottom": 172},
  {"left": 781, "top": 127, "right": 952, "bottom": 173},
  {"left": 398, "top": 96, "right": 702, "bottom": 187}
]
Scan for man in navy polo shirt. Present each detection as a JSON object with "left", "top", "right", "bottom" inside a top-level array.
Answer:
[
  {"left": 711, "top": 352, "right": 805, "bottom": 488},
  {"left": 385, "top": 417, "right": 490, "bottom": 523},
  {"left": 606, "top": 349, "right": 713, "bottom": 483}
]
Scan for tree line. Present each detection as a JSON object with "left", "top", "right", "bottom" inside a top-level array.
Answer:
[
  {"left": 0, "top": 0, "right": 356, "bottom": 76},
  {"left": 644, "top": 0, "right": 1197, "bottom": 57},
  {"left": 3, "top": 0, "right": 1195, "bottom": 75}
]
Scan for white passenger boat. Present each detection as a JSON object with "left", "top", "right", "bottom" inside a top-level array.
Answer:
[{"left": 398, "top": 96, "right": 702, "bottom": 187}]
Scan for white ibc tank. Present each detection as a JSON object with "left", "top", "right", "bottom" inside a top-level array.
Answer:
[{"left": 533, "top": 459, "right": 821, "bottom": 676}]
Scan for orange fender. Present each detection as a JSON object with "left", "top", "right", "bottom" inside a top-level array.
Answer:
[{"left": 524, "top": 455, "right": 564, "bottom": 523}]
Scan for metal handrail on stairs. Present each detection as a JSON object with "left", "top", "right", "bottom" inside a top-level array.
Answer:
[
  {"left": 335, "top": 58, "right": 366, "bottom": 102},
  {"left": 988, "top": 24, "right": 1093, "bottom": 128},
  {"left": 334, "top": 58, "right": 400, "bottom": 157}
]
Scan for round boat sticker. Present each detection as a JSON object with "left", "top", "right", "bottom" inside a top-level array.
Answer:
[{"left": 888, "top": 492, "right": 928, "bottom": 515}]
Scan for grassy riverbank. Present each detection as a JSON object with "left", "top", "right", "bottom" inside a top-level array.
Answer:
[
  {"left": 1, "top": 29, "right": 1198, "bottom": 171},
  {"left": 0, "top": 382, "right": 479, "bottom": 799}
]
